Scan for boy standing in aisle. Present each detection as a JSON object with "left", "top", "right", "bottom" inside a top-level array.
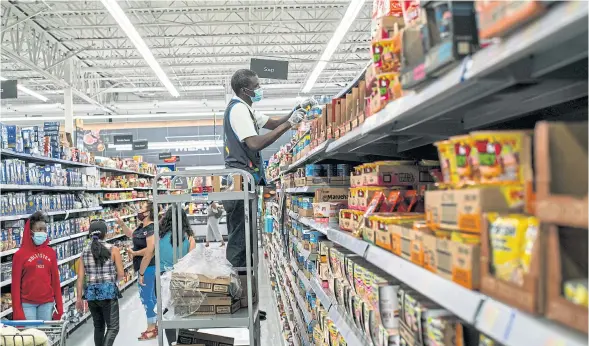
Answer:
[{"left": 223, "top": 69, "right": 315, "bottom": 318}]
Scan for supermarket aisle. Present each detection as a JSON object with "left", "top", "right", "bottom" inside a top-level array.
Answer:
[{"left": 67, "top": 243, "right": 281, "bottom": 346}]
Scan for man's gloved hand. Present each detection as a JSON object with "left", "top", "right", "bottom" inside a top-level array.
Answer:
[
  {"left": 296, "top": 97, "right": 318, "bottom": 111},
  {"left": 288, "top": 109, "right": 306, "bottom": 126}
]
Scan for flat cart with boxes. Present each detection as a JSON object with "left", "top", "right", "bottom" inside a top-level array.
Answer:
[{"left": 152, "top": 169, "right": 261, "bottom": 346}]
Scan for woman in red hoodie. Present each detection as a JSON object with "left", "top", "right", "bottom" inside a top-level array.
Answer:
[{"left": 11, "top": 211, "right": 63, "bottom": 321}]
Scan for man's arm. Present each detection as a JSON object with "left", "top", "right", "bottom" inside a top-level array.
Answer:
[
  {"left": 244, "top": 122, "right": 292, "bottom": 152},
  {"left": 263, "top": 111, "right": 294, "bottom": 130}
]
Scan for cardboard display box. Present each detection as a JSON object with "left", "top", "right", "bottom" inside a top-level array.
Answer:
[
  {"left": 534, "top": 121, "right": 588, "bottom": 228},
  {"left": 315, "top": 188, "right": 349, "bottom": 203},
  {"left": 545, "top": 224, "right": 588, "bottom": 333},
  {"left": 177, "top": 330, "right": 234, "bottom": 346},
  {"left": 171, "top": 273, "right": 231, "bottom": 295},
  {"left": 480, "top": 216, "right": 543, "bottom": 314},
  {"left": 176, "top": 296, "right": 241, "bottom": 316},
  {"left": 425, "top": 186, "right": 524, "bottom": 233}
]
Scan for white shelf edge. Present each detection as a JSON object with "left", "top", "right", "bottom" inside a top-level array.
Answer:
[
  {"left": 0, "top": 206, "right": 102, "bottom": 222},
  {"left": 57, "top": 253, "right": 82, "bottom": 265}
]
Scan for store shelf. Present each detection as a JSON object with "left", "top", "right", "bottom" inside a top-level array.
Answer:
[
  {"left": 160, "top": 302, "right": 259, "bottom": 329},
  {"left": 0, "top": 149, "right": 94, "bottom": 167},
  {"left": 0, "top": 279, "right": 11, "bottom": 288},
  {"left": 60, "top": 275, "right": 77, "bottom": 287},
  {"left": 285, "top": 186, "right": 322, "bottom": 194},
  {"left": 365, "top": 245, "right": 482, "bottom": 323},
  {"left": 0, "top": 307, "right": 13, "bottom": 318},
  {"left": 309, "top": 278, "right": 335, "bottom": 310},
  {"left": 327, "top": 305, "right": 372, "bottom": 346},
  {"left": 57, "top": 253, "right": 81, "bottom": 265},
  {"left": 100, "top": 197, "right": 148, "bottom": 205},
  {"left": 292, "top": 209, "right": 588, "bottom": 346},
  {"left": 105, "top": 233, "right": 126, "bottom": 242},
  {"left": 0, "top": 184, "right": 86, "bottom": 191},
  {"left": 103, "top": 213, "right": 136, "bottom": 222},
  {"left": 286, "top": 139, "right": 332, "bottom": 173},
  {"left": 134, "top": 186, "right": 168, "bottom": 191},
  {"left": 49, "top": 231, "right": 89, "bottom": 245},
  {"left": 120, "top": 276, "right": 138, "bottom": 291},
  {"left": 98, "top": 166, "right": 155, "bottom": 178},
  {"left": 0, "top": 206, "right": 102, "bottom": 222},
  {"left": 476, "top": 298, "right": 588, "bottom": 346},
  {"left": 87, "top": 187, "right": 134, "bottom": 192}
]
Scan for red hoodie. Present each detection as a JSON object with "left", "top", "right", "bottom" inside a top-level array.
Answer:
[{"left": 11, "top": 220, "right": 63, "bottom": 320}]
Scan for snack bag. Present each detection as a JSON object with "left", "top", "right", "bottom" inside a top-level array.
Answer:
[
  {"left": 471, "top": 131, "right": 532, "bottom": 185},
  {"left": 521, "top": 216, "right": 538, "bottom": 274},
  {"left": 450, "top": 135, "right": 475, "bottom": 184},
  {"left": 434, "top": 140, "right": 458, "bottom": 185},
  {"left": 564, "top": 279, "right": 589, "bottom": 308},
  {"left": 487, "top": 213, "right": 529, "bottom": 285},
  {"left": 372, "top": 39, "right": 401, "bottom": 74}
]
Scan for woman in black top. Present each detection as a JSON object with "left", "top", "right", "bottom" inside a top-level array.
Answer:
[{"left": 117, "top": 201, "right": 157, "bottom": 341}]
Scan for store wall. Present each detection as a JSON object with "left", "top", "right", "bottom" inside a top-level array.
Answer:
[{"left": 83, "top": 124, "right": 291, "bottom": 168}]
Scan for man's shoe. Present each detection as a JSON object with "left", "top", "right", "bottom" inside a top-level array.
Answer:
[{"left": 260, "top": 310, "right": 267, "bottom": 321}]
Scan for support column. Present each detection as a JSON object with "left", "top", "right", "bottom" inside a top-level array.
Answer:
[{"left": 63, "top": 60, "right": 74, "bottom": 134}]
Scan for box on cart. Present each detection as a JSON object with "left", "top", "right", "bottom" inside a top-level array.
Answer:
[{"left": 177, "top": 330, "right": 234, "bottom": 345}]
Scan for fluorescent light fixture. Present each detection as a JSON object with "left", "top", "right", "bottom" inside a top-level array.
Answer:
[
  {"left": 100, "top": 0, "right": 179, "bottom": 97},
  {"left": 301, "top": 0, "right": 366, "bottom": 93},
  {"left": 0, "top": 76, "right": 49, "bottom": 102}
]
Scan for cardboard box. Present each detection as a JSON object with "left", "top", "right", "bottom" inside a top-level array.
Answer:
[
  {"left": 480, "top": 216, "right": 543, "bottom": 314},
  {"left": 545, "top": 224, "right": 588, "bottom": 333},
  {"left": 451, "top": 242, "right": 480, "bottom": 290},
  {"left": 425, "top": 186, "right": 524, "bottom": 233},
  {"left": 171, "top": 273, "right": 231, "bottom": 295},
  {"left": 176, "top": 296, "right": 241, "bottom": 316},
  {"left": 422, "top": 232, "right": 437, "bottom": 273},
  {"left": 177, "top": 330, "right": 234, "bottom": 346},
  {"left": 362, "top": 162, "right": 421, "bottom": 187},
  {"left": 315, "top": 188, "right": 349, "bottom": 203},
  {"left": 299, "top": 208, "right": 314, "bottom": 217},
  {"left": 534, "top": 121, "right": 588, "bottom": 228},
  {"left": 436, "top": 238, "right": 453, "bottom": 281}
]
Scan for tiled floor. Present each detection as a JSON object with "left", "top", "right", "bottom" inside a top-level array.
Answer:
[{"left": 67, "top": 242, "right": 283, "bottom": 346}]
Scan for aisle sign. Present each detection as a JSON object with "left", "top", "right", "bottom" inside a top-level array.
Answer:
[
  {"left": 250, "top": 58, "right": 288, "bottom": 80},
  {"left": 114, "top": 134, "right": 133, "bottom": 144},
  {"left": 0, "top": 80, "right": 18, "bottom": 99},
  {"left": 159, "top": 152, "right": 172, "bottom": 159},
  {"left": 132, "top": 139, "right": 148, "bottom": 150}
]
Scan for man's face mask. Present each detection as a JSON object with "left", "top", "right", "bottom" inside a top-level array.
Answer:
[{"left": 244, "top": 87, "right": 263, "bottom": 103}]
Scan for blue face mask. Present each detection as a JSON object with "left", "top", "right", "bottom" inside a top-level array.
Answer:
[
  {"left": 245, "top": 87, "right": 263, "bottom": 103},
  {"left": 33, "top": 232, "right": 48, "bottom": 245}
]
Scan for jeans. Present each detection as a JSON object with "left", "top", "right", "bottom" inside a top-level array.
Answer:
[
  {"left": 224, "top": 199, "right": 256, "bottom": 268},
  {"left": 22, "top": 302, "right": 53, "bottom": 321},
  {"left": 88, "top": 299, "right": 119, "bottom": 346},
  {"left": 139, "top": 265, "right": 157, "bottom": 324}
]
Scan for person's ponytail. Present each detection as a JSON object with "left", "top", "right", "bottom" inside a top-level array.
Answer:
[{"left": 89, "top": 221, "right": 111, "bottom": 266}]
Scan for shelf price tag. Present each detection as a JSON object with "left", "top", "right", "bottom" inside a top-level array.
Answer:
[{"left": 190, "top": 193, "right": 209, "bottom": 201}]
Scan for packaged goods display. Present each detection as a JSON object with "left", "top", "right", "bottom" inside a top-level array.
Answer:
[{"left": 263, "top": 4, "right": 588, "bottom": 335}]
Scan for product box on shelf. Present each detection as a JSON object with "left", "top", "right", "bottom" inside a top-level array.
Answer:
[
  {"left": 425, "top": 185, "right": 524, "bottom": 233},
  {"left": 315, "top": 188, "right": 349, "bottom": 203},
  {"left": 545, "top": 224, "right": 588, "bottom": 333},
  {"left": 480, "top": 214, "right": 542, "bottom": 314},
  {"left": 534, "top": 121, "right": 588, "bottom": 228},
  {"left": 362, "top": 161, "right": 420, "bottom": 187},
  {"left": 476, "top": 0, "right": 548, "bottom": 39},
  {"left": 176, "top": 296, "right": 241, "bottom": 316},
  {"left": 422, "top": 1, "right": 479, "bottom": 77}
]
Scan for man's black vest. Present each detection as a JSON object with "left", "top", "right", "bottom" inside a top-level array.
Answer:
[{"left": 223, "top": 98, "right": 266, "bottom": 185}]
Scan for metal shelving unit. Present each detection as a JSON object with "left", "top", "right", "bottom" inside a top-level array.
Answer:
[{"left": 152, "top": 169, "right": 260, "bottom": 346}]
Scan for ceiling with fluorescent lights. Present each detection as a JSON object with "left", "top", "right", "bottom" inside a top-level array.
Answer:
[{"left": 1, "top": 0, "right": 371, "bottom": 122}]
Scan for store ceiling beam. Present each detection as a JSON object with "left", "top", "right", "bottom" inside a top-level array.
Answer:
[
  {"left": 81, "top": 59, "right": 368, "bottom": 73},
  {"left": 45, "top": 18, "right": 371, "bottom": 31},
  {"left": 36, "top": 2, "right": 352, "bottom": 16},
  {"left": 2, "top": 48, "right": 116, "bottom": 114},
  {"left": 1, "top": 3, "right": 116, "bottom": 111},
  {"left": 59, "top": 31, "right": 369, "bottom": 43}
]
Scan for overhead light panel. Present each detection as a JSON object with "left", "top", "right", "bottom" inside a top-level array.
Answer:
[
  {"left": 99, "top": 0, "right": 179, "bottom": 97},
  {"left": 0, "top": 76, "right": 49, "bottom": 102},
  {"left": 302, "top": 0, "right": 366, "bottom": 93}
]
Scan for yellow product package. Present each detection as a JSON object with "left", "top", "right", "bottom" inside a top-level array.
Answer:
[
  {"left": 564, "top": 279, "right": 589, "bottom": 308},
  {"left": 479, "top": 334, "right": 496, "bottom": 346},
  {"left": 487, "top": 213, "right": 530, "bottom": 285},
  {"left": 521, "top": 216, "right": 539, "bottom": 274},
  {"left": 434, "top": 140, "right": 458, "bottom": 186}
]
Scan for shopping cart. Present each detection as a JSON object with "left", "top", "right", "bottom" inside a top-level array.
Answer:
[{"left": 1, "top": 320, "right": 68, "bottom": 346}]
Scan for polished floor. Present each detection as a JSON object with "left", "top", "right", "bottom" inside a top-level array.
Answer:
[{"left": 67, "top": 234, "right": 282, "bottom": 345}]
